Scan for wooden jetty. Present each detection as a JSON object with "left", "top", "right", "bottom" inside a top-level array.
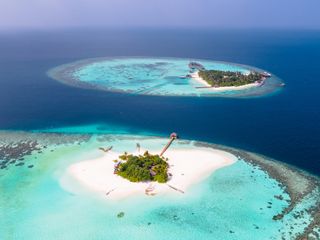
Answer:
[{"left": 160, "top": 132, "right": 178, "bottom": 157}]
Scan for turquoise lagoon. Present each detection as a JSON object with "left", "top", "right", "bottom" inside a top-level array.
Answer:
[
  {"left": 48, "top": 57, "right": 283, "bottom": 97},
  {"left": 1, "top": 132, "right": 319, "bottom": 240}
]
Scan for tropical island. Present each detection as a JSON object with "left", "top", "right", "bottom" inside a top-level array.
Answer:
[
  {"left": 60, "top": 133, "right": 237, "bottom": 200},
  {"left": 188, "top": 61, "right": 271, "bottom": 89},
  {"left": 2, "top": 131, "right": 320, "bottom": 239},
  {"left": 115, "top": 151, "right": 169, "bottom": 183},
  {"left": 198, "top": 70, "right": 265, "bottom": 87},
  {"left": 48, "top": 57, "right": 283, "bottom": 97}
]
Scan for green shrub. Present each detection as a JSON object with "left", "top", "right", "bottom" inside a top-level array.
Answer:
[{"left": 116, "top": 151, "right": 168, "bottom": 183}]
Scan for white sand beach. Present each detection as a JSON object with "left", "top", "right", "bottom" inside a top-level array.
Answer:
[
  {"left": 59, "top": 146, "right": 237, "bottom": 200},
  {"left": 191, "top": 71, "right": 261, "bottom": 91}
]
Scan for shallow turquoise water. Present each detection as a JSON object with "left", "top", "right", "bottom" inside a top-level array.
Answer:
[
  {"left": 32, "top": 123, "right": 158, "bottom": 136},
  {"left": 2, "top": 30, "right": 320, "bottom": 240},
  {"left": 2, "top": 134, "right": 316, "bottom": 240},
  {"left": 49, "top": 57, "right": 283, "bottom": 97}
]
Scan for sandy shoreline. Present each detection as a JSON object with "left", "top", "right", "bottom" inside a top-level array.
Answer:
[
  {"left": 191, "top": 71, "right": 261, "bottom": 91},
  {"left": 59, "top": 146, "right": 237, "bottom": 200}
]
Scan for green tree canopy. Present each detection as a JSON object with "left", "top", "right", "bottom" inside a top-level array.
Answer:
[{"left": 116, "top": 151, "right": 169, "bottom": 183}]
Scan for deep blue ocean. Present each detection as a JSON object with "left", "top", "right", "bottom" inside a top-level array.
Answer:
[{"left": 0, "top": 29, "right": 319, "bottom": 175}]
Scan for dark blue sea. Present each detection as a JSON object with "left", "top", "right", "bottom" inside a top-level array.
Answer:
[{"left": 0, "top": 29, "right": 319, "bottom": 175}]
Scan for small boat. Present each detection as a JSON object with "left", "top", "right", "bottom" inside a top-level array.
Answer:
[
  {"left": 195, "top": 86, "right": 213, "bottom": 89},
  {"left": 179, "top": 75, "right": 188, "bottom": 79},
  {"left": 261, "top": 72, "right": 272, "bottom": 77},
  {"left": 179, "top": 74, "right": 192, "bottom": 79}
]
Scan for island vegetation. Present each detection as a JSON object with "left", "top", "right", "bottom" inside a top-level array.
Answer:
[
  {"left": 116, "top": 151, "right": 169, "bottom": 183},
  {"left": 198, "top": 70, "right": 263, "bottom": 87},
  {"left": 117, "top": 212, "right": 125, "bottom": 218}
]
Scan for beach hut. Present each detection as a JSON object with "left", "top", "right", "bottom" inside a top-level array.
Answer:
[
  {"left": 170, "top": 132, "right": 178, "bottom": 139},
  {"left": 114, "top": 162, "right": 121, "bottom": 174}
]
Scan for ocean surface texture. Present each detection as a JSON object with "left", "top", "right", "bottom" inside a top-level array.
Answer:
[{"left": 0, "top": 29, "right": 320, "bottom": 239}]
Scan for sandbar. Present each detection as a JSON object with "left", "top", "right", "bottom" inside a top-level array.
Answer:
[{"left": 60, "top": 146, "right": 237, "bottom": 200}]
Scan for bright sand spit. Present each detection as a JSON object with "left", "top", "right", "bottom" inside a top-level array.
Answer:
[
  {"left": 60, "top": 146, "right": 237, "bottom": 200},
  {"left": 191, "top": 71, "right": 260, "bottom": 91}
]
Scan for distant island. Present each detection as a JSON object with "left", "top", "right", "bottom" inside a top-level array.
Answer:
[
  {"left": 188, "top": 61, "right": 271, "bottom": 89},
  {"left": 115, "top": 151, "right": 169, "bottom": 183},
  {"left": 198, "top": 70, "right": 264, "bottom": 87},
  {"left": 48, "top": 57, "right": 283, "bottom": 97}
]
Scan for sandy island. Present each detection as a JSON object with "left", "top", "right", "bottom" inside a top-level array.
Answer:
[
  {"left": 191, "top": 71, "right": 261, "bottom": 91},
  {"left": 60, "top": 146, "right": 237, "bottom": 200}
]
